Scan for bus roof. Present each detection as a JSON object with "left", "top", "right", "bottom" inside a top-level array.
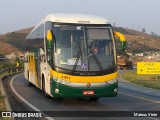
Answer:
[
  {"left": 42, "top": 13, "right": 110, "bottom": 24},
  {"left": 28, "top": 14, "right": 110, "bottom": 38}
]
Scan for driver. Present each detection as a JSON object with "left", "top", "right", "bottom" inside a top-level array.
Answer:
[{"left": 91, "top": 47, "right": 99, "bottom": 55}]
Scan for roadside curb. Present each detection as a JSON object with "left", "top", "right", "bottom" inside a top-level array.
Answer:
[
  {"left": 0, "top": 67, "right": 23, "bottom": 119},
  {"left": 0, "top": 75, "right": 18, "bottom": 120},
  {"left": 119, "top": 70, "right": 130, "bottom": 83}
]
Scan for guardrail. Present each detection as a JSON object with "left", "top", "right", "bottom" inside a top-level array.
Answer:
[{"left": 0, "top": 66, "right": 24, "bottom": 78}]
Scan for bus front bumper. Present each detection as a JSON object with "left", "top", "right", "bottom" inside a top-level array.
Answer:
[{"left": 51, "top": 80, "right": 118, "bottom": 98}]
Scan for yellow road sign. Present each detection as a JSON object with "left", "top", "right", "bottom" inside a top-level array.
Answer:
[
  {"left": 16, "top": 62, "right": 19, "bottom": 67},
  {"left": 137, "top": 62, "right": 160, "bottom": 74}
]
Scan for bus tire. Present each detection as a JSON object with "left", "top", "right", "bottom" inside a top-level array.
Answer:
[
  {"left": 89, "top": 97, "right": 99, "bottom": 101},
  {"left": 44, "top": 92, "right": 50, "bottom": 98},
  {"left": 42, "top": 75, "right": 50, "bottom": 98},
  {"left": 28, "top": 81, "right": 33, "bottom": 86}
]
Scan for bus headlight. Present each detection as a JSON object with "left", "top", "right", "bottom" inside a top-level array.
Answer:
[
  {"left": 53, "top": 77, "right": 70, "bottom": 85},
  {"left": 107, "top": 79, "right": 118, "bottom": 84},
  {"left": 55, "top": 88, "right": 59, "bottom": 93},
  {"left": 114, "top": 88, "right": 118, "bottom": 93}
]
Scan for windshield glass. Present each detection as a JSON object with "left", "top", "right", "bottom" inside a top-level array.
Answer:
[{"left": 53, "top": 24, "right": 116, "bottom": 72}]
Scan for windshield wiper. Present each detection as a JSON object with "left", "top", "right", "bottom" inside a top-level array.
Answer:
[
  {"left": 72, "top": 41, "right": 83, "bottom": 72},
  {"left": 72, "top": 50, "right": 82, "bottom": 72},
  {"left": 73, "top": 49, "right": 104, "bottom": 72},
  {"left": 90, "top": 52, "right": 103, "bottom": 71}
]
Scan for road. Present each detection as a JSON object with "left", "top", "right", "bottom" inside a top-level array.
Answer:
[{"left": 2, "top": 72, "right": 160, "bottom": 120}]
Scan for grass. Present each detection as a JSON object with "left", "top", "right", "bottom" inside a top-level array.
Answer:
[
  {"left": 0, "top": 94, "right": 12, "bottom": 120},
  {"left": 0, "top": 92, "right": 5, "bottom": 111},
  {"left": 0, "top": 73, "right": 15, "bottom": 120},
  {"left": 122, "top": 71, "right": 160, "bottom": 90},
  {"left": 0, "top": 74, "right": 5, "bottom": 113},
  {"left": 0, "top": 76, "right": 7, "bottom": 119}
]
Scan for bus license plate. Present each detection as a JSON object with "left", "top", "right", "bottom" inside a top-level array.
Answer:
[{"left": 83, "top": 90, "right": 94, "bottom": 95}]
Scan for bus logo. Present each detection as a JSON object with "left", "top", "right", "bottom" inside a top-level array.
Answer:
[{"left": 87, "top": 83, "right": 91, "bottom": 88}]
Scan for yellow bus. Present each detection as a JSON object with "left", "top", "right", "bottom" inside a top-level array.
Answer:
[{"left": 24, "top": 13, "right": 125, "bottom": 101}]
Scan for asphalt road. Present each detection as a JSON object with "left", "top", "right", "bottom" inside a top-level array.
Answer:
[{"left": 3, "top": 72, "right": 160, "bottom": 120}]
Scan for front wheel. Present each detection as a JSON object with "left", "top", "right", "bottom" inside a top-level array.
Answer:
[
  {"left": 89, "top": 97, "right": 99, "bottom": 101},
  {"left": 42, "top": 76, "right": 51, "bottom": 98}
]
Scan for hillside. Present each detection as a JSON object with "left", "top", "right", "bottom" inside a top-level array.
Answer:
[
  {"left": 0, "top": 27, "right": 33, "bottom": 55},
  {"left": 0, "top": 26, "right": 160, "bottom": 55},
  {"left": 0, "top": 41, "right": 21, "bottom": 55},
  {"left": 125, "top": 34, "right": 160, "bottom": 52},
  {"left": 113, "top": 27, "right": 160, "bottom": 53},
  {"left": 15, "top": 27, "right": 34, "bottom": 34}
]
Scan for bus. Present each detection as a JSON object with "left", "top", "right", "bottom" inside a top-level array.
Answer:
[{"left": 24, "top": 13, "right": 126, "bottom": 101}]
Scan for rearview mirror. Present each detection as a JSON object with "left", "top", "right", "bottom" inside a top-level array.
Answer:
[
  {"left": 47, "top": 30, "right": 54, "bottom": 41},
  {"left": 114, "top": 32, "right": 126, "bottom": 51}
]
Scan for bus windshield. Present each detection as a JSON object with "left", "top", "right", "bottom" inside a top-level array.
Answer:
[{"left": 53, "top": 24, "right": 116, "bottom": 72}]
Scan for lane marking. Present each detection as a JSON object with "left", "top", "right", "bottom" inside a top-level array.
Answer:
[
  {"left": 10, "top": 74, "right": 55, "bottom": 120},
  {"left": 119, "top": 92, "right": 160, "bottom": 104},
  {"left": 119, "top": 84, "right": 160, "bottom": 96}
]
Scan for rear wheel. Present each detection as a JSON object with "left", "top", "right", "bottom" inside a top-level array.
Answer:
[{"left": 28, "top": 81, "right": 33, "bottom": 86}]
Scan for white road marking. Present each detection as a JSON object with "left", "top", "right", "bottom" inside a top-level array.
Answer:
[{"left": 10, "top": 74, "right": 55, "bottom": 120}]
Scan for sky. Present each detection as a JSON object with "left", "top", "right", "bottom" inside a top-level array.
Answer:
[{"left": 0, "top": 0, "right": 160, "bottom": 35}]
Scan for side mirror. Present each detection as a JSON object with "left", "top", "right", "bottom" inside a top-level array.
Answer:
[
  {"left": 114, "top": 32, "right": 126, "bottom": 51},
  {"left": 47, "top": 30, "right": 54, "bottom": 49},
  {"left": 47, "top": 30, "right": 54, "bottom": 41},
  {"left": 46, "top": 30, "right": 54, "bottom": 64}
]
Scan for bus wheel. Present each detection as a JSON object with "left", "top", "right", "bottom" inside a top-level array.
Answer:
[
  {"left": 54, "top": 98, "right": 64, "bottom": 101},
  {"left": 28, "top": 81, "right": 33, "bottom": 86},
  {"left": 44, "top": 92, "right": 50, "bottom": 98},
  {"left": 89, "top": 97, "right": 99, "bottom": 101},
  {"left": 42, "top": 76, "right": 50, "bottom": 98}
]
